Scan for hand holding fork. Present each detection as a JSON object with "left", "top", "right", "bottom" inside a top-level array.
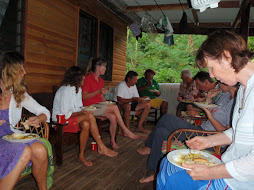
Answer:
[{"left": 0, "top": 119, "right": 23, "bottom": 129}]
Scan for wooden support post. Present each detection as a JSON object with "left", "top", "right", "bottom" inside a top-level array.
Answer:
[
  {"left": 232, "top": 0, "right": 250, "bottom": 30},
  {"left": 240, "top": 2, "right": 250, "bottom": 43}
]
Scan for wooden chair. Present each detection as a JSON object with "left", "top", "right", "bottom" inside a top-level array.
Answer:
[
  {"left": 166, "top": 128, "right": 222, "bottom": 155},
  {"left": 148, "top": 107, "right": 158, "bottom": 122},
  {"left": 95, "top": 116, "right": 110, "bottom": 135},
  {"left": 30, "top": 86, "right": 112, "bottom": 166}
]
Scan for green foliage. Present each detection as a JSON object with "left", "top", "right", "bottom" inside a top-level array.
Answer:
[
  {"left": 126, "top": 29, "right": 254, "bottom": 83},
  {"left": 248, "top": 36, "right": 254, "bottom": 51},
  {"left": 127, "top": 29, "right": 205, "bottom": 83}
]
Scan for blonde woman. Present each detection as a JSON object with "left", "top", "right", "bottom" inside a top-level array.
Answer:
[{"left": 0, "top": 51, "right": 50, "bottom": 190}]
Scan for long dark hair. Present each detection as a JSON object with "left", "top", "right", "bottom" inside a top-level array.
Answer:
[{"left": 61, "top": 66, "right": 83, "bottom": 93}]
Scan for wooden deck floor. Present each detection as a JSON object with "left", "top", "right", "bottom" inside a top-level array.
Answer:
[{"left": 15, "top": 122, "right": 157, "bottom": 190}]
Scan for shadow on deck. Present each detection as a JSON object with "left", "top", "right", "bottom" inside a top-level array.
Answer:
[{"left": 15, "top": 122, "right": 157, "bottom": 190}]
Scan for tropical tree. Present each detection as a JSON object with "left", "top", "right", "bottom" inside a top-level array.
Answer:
[{"left": 126, "top": 29, "right": 254, "bottom": 83}]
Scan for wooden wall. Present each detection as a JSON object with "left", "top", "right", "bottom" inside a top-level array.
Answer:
[{"left": 24, "top": 0, "right": 128, "bottom": 93}]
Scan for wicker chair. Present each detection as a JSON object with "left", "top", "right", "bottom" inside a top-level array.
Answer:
[
  {"left": 18, "top": 118, "right": 50, "bottom": 177},
  {"left": 18, "top": 117, "right": 50, "bottom": 139},
  {"left": 17, "top": 115, "right": 54, "bottom": 188},
  {"left": 180, "top": 111, "right": 207, "bottom": 127},
  {"left": 167, "top": 128, "right": 222, "bottom": 155}
]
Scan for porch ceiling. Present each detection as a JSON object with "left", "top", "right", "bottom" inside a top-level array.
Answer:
[{"left": 98, "top": 0, "right": 254, "bottom": 36}]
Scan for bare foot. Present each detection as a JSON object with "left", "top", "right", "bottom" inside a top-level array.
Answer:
[
  {"left": 98, "top": 147, "right": 118, "bottom": 157},
  {"left": 139, "top": 174, "right": 155, "bottom": 183},
  {"left": 124, "top": 131, "right": 140, "bottom": 140},
  {"left": 78, "top": 156, "right": 93, "bottom": 167},
  {"left": 137, "top": 146, "right": 151, "bottom": 155},
  {"left": 112, "top": 143, "right": 120, "bottom": 150},
  {"left": 135, "top": 128, "right": 150, "bottom": 134}
]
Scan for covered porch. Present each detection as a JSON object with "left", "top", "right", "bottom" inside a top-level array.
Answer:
[
  {"left": 15, "top": 122, "right": 156, "bottom": 190},
  {"left": 1, "top": 0, "right": 254, "bottom": 189}
]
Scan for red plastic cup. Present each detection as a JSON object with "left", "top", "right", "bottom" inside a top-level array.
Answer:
[
  {"left": 90, "top": 142, "right": 97, "bottom": 151},
  {"left": 56, "top": 114, "right": 66, "bottom": 124}
]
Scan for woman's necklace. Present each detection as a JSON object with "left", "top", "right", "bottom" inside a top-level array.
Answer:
[{"left": 238, "top": 87, "right": 246, "bottom": 113}]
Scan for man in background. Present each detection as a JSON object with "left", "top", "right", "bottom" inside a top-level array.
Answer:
[
  {"left": 113, "top": 71, "right": 151, "bottom": 134},
  {"left": 136, "top": 69, "right": 168, "bottom": 119}
]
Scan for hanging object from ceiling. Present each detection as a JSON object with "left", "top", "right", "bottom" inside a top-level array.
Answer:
[
  {"left": 140, "top": 13, "right": 157, "bottom": 41},
  {"left": 157, "top": 15, "right": 174, "bottom": 46},
  {"left": 140, "top": 13, "right": 155, "bottom": 33},
  {"left": 157, "top": 15, "right": 174, "bottom": 37},
  {"left": 129, "top": 22, "right": 141, "bottom": 37},
  {"left": 179, "top": 12, "right": 188, "bottom": 34},
  {"left": 191, "top": 0, "right": 221, "bottom": 12}
]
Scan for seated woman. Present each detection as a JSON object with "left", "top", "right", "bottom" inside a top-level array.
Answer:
[
  {"left": 52, "top": 66, "right": 118, "bottom": 167},
  {"left": 82, "top": 58, "right": 140, "bottom": 150},
  {"left": 0, "top": 51, "right": 50, "bottom": 190},
  {"left": 157, "top": 30, "right": 254, "bottom": 190},
  {"left": 137, "top": 82, "right": 238, "bottom": 183}
]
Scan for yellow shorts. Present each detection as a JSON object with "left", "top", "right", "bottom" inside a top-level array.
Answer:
[{"left": 150, "top": 98, "right": 163, "bottom": 109}]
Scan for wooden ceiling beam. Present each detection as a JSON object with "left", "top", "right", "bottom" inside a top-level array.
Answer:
[
  {"left": 171, "top": 22, "right": 254, "bottom": 29},
  {"left": 124, "top": 1, "right": 247, "bottom": 12},
  {"left": 172, "top": 22, "right": 233, "bottom": 29},
  {"left": 172, "top": 27, "right": 254, "bottom": 36},
  {"left": 125, "top": 3, "right": 188, "bottom": 12}
]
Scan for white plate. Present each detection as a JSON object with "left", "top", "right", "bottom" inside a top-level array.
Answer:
[
  {"left": 193, "top": 102, "right": 218, "bottom": 109},
  {"left": 167, "top": 149, "right": 221, "bottom": 170},
  {"left": 80, "top": 106, "right": 99, "bottom": 111},
  {"left": 2, "top": 133, "right": 40, "bottom": 143},
  {"left": 149, "top": 89, "right": 159, "bottom": 93},
  {"left": 144, "top": 97, "right": 150, "bottom": 100},
  {"left": 99, "top": 101, "right": 115, "bottom": 105}
]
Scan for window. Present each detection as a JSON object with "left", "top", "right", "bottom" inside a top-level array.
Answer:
[
  {"left": 99, "top": 22, "right": 113, "bottom": 81},
  {"left": 77, "top": 10, "right": 98, "bottom": 72},
  {"left": 0, "top": 0, "right": 25, "bottom": 52},
  {"left": 77, "top": 11, "right": 114, "bottom": 81}
]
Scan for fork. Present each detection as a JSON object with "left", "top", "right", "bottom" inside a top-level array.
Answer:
[{"left": 5, "top": 122, "right": 23, "bottom": 129}]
